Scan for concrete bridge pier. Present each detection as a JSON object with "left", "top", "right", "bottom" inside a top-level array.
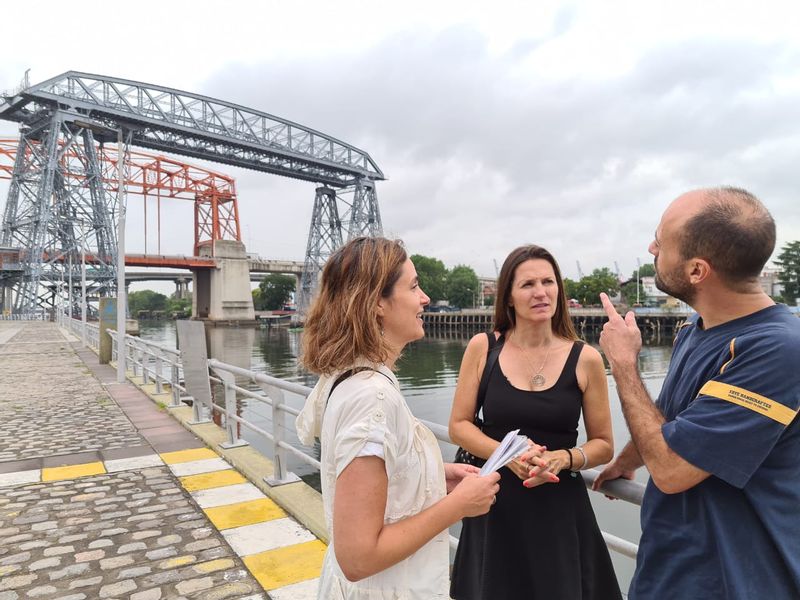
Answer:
[
  {"left": 175, "top": 277, "right": 191, "bottom": 300},
  {"left": 193, "top": 240, "right": 255, "bottom": 322}
]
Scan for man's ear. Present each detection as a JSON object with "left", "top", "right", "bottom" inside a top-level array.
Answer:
[{"left": 686, "top": 258, "right": 711, "bottom": 284}]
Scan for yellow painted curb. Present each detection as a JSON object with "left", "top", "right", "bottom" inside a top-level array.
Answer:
[
  {"left": 42, "top": 461, "right": 106, "bottom": 482},
  {"left": 243, "top": 539, "right": 327, "bottom": 590},
  {"left": 204, "top": 498, "right": 286, "bottom": 530},
  {"left": 179, "top": 469, "right": 246, "bottom": 491},
  {"left": 160, "top": 447, "right": 218, "bottom": 465}
]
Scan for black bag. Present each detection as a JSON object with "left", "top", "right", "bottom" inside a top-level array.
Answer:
[{"left": 453, "top": 332, "right": 504, "bottom": 467}]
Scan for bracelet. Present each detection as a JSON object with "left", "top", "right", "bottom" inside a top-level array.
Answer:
[
  {"left": 573, "top": 446, "right": 588, "bottom": 471},
  {"left": 562, "top": 448, "right": 573, "bottom": 471}
]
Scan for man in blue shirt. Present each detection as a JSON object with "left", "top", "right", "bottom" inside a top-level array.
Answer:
[{"left": 595, "top": 187, "right": 800, "bottom": 599}]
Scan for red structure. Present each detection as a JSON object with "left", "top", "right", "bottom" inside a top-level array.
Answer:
[{"left": 0, "top": 138, "right": 241, "bottom": 257}]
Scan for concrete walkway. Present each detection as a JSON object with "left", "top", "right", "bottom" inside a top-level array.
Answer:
[{"left": 0, "top": 322, "right": 324, "bottom": 599}]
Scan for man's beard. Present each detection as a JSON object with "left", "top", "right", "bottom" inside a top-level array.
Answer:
[{"left": 654, "top": 261, "right": 696, "bottom": 305}]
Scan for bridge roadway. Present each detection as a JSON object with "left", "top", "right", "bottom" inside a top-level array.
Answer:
[{"left": 0, "top": 321, "right": 324, "bottom": 599}]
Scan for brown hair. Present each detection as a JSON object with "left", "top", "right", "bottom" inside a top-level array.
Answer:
[
  {"left": 680, "top": 187, "right": 775, "bottom": 286},
  {"left": 301, "top": 237, "right": 407, "bottom": 375},
  {"left": 493, "top": 245, "right": 578, "bottom": 340}
]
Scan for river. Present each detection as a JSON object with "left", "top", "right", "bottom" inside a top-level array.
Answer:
[{"left": 138, "top": 319, "right": 672, "bottom": 594}]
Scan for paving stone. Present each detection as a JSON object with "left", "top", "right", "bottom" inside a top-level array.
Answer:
[
  {"left": 0, "top": 574, "right": 37, "bottom": 590},
  {"left": 130, "top": 589, "right": 162, "bottom": 600},
  {"left": 48, "top": 563, "right": 90, "bottom": 580},
  {"left": 26, "top": 585, "right": 56, "bottom": 597},
  {"left": 99, "top": 579, "right": 137, "bottom": 598},
  {"left": 28, "top": 556, "right": 61, "bottom": 570},
  {"left": 43, "top": 544, "right": 74, "bottom": 556},
  {"left": 175, "top": 577, "right": 214, "bottom": 595}
]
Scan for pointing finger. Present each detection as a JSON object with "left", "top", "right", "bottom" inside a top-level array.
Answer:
[{"left": 599, "top": 293, "right": 622, "bottom": 321}]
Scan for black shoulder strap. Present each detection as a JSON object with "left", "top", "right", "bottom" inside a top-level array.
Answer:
[
  {"left": 326, "top": 366, "right": 392, "bottom": 408},
  {"left": 474, "top": 332, "right": 504, "bottom": 420}
]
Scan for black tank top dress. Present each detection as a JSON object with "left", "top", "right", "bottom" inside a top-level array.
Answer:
[{"left": 450, "top": 341, "right": 622, "bottom": 600}]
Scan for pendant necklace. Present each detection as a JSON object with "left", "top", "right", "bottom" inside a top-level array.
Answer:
[{"left": 511, "top": 336, "right": 552, "bottom": 389}]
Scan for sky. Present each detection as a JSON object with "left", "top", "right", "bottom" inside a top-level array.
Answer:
[{"left": 2, "top": 0, "right": 799, "bottom": 292}]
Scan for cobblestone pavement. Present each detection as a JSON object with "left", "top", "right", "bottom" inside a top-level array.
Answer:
[
  {"left": 0, "top": 322, "right": 269, "bottom": 599},
  {"left": 0, "top": 323, "right": 142, "bottom": 461},
  {"left": 0, "top": 468, "right": 265, "bottom": 599}
]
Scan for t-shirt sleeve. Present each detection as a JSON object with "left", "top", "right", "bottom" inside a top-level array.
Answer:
[
  {"left": 662, "top": 332, "right": 800, "bottom": 488},
  {"left": 328, "top": 379, "right": 394, "bottom": 478}
]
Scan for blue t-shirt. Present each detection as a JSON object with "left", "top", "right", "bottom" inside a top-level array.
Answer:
[{"left": 631, "top": 304, "right": 800, "bottom": 600}]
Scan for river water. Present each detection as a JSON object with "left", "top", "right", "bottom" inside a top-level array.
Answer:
[{"left": 138, "top": 319, "right": 671, "bottom": 595}]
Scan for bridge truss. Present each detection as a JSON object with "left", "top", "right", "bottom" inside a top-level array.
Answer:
[{"left": 0, "top": 71, "right": 385, "bottom": 313}]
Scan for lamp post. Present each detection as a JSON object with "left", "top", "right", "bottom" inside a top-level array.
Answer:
[
  {"left": 81, "top": 245, "right": 87, "bottom": 347},
  {"left": 116, "top": 129, "right": 127, "bottom": 383}
]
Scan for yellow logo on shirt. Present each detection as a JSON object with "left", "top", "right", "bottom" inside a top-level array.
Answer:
[{"left": 698, "top": 381, "right": 798, "bottom": 426}]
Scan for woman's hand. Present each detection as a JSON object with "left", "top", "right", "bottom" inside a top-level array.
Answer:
[
  {"left": 449, "top": 472, "right": 501, "bottom": 518},
  {"left": 521, "top": 449, "right": 570, "bottom": 488},
  {"left": 444, "top": 462, "right": 481, "bottom": 493}
]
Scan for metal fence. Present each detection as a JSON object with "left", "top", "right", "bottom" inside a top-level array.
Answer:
[{"left": 65, "top": 317, "right": 644, "bottom": 560}]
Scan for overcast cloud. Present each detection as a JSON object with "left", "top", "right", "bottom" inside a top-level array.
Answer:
[{"left": 1, "top": 0, "right": 799, "bottom": 287}]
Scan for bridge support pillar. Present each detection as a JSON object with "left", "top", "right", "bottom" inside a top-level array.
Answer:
[
  {"left": 0, "top": 284, "right": 12, "bottom": 316},
  {"left": 193, "top": 240, "right": 255, "bottom": 322}
]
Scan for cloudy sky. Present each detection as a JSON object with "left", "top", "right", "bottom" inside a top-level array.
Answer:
[{"left": 2, "top": 0, "right": 799, "bottom": 288}]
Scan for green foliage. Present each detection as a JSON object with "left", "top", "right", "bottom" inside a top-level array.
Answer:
[
  {"left": 128, "top": 290, "right": 168, "bottom": 314},
  {"left": 167, "top": 296, "right": 192, "bottom": 316},
  {"left": 572, "top": 268, "right": 620, "bottom": 306},
  {"left": 483, "top": 294, "right": 495, "bottom": 307},
  {"left": 410, "top": 254, "right": 447, "bottom": 302},
  {"left": 446, "top": 265, "right": 480, "bottom": 309},
  {"left": 255, "top": 274, "right": 296, "bottom": 310},
  {"left": 563, "top": 278, "right": 579, "bottom": 301},
  {"left": 775, "top": 240, "right": 800, "bottom": 304},
  {"left": 621, "top": 263, "right": 655, "bottom": 305}
]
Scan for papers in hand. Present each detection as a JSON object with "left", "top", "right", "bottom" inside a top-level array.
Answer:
[{"left": 479, "top": 429, "right": 529, "bottom": 477}]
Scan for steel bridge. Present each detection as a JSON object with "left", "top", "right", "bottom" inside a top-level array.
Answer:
[{"left": 0, "top": 71, "right": 384, "bottom": 315}]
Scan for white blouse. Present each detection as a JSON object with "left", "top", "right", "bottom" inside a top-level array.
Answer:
[{"left": 296, "top": 364, "right": 451, "bottom": 599}]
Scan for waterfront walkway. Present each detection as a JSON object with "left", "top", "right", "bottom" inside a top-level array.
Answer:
[{"left": 0, "top": 322, "right": 324, "bottom": 599}]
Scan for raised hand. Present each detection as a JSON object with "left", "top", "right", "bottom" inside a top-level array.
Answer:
[{"left": 598, "top": 292, "right": 642, "bottom": 371}]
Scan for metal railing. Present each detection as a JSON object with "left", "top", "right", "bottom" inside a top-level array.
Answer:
[
  {"left": 74, "top": 324, "right": 644, "bottom": 560},
  {"left": 200, "top": 356, "right": 642, "bottom": 559},
  {"left": 0, "top": 312, "right": 49, "bottom": 321}
]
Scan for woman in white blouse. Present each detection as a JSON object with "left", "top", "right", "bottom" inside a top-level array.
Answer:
[{"left": 296, "top": 236, "right": 500, "bottom": 599}]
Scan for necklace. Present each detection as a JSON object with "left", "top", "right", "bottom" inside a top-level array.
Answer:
[{"left": 510, "top": 336, "right": 552, "bottom": 389}]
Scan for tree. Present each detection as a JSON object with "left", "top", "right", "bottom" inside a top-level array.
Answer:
[
  {"left": 446, "top": 265, "right": 480, "bottom": 309},
  {"left": 255, "top": 274, "right": 296, "bottom": 310},
  {"left": 775, "top": 240, "right": 800, "bottom": 304},
  {"left": 410, "top": 254, "right": 447, "bottom": 302},
  {"left": 621, "top": 263, "right": 655, "bottom": 305},
  {"left": 128, "top": 290, "right": 168, "bottom": 314},
  {"left": 573, "top": 268, "right": 620, "bottom": 306},
  {"left": 563, "top": 278, "right": 579, "bottom": 301}
]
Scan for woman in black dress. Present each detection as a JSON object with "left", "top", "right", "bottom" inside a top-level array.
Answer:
[{"left": 449, "top": 244, "right": 622, "bottom": 599}]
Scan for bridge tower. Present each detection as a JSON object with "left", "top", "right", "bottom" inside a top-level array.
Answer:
[
  {"left": 0, "top": 111, "right": 122, "bottom": 313},
  {"left": 296, "top": 179, "right": 383, "bottom": 313}
]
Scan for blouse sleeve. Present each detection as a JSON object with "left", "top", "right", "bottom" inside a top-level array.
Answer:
[{"left": 327, "top": 378, "right": 395, "bottom": 478}]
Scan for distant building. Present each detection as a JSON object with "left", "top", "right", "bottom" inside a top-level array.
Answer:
[
  {"left": 478, "top": 276, "right": 496, "bottom": 308},
  {"left": 759, "top": 268, "right": 783, "bottom": 298}
]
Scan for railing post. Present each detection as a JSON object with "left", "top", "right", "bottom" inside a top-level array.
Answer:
[
  {"left": 170, "top": 363, "right": 182, "bottom": 408},
  {"left": 258, "top": 382, "right": 300, "bottom": 486},
  {"left": 154, "top": 350, "right": 164, "bottom": 394},
  {"left": 141, "top": 346, "right": 150, "bottom": 385},
  {"left": 211, "top": 368, "right": 249, "bottom": 449}
]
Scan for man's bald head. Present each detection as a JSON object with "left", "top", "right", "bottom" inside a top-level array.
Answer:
[{"left": 676, "top": 187, "right": 775, "bottom": 286}]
